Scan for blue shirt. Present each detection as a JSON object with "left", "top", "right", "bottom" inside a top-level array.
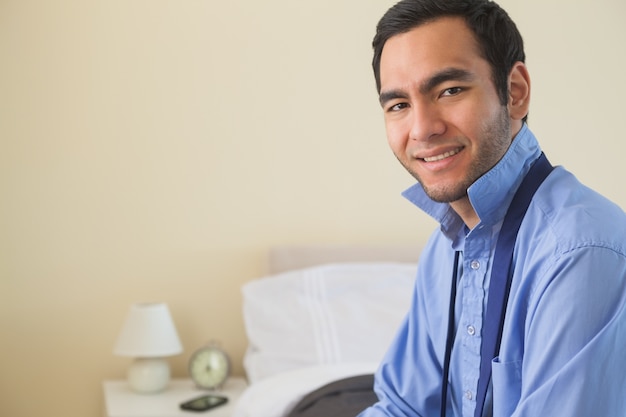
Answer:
[{"left": 359, "top": 125, "right": 626, "bottom": 417}]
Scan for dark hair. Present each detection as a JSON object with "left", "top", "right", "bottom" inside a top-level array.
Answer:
[{"left": 372, "top": 0, "right": 525, "bottom": 108}]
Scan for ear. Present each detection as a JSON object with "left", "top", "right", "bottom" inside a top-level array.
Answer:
[{"left": 508, "top": 61, "right": 531, "bottom": 122}]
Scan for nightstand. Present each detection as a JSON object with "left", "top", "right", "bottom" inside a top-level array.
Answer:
[{"left": 103, "top": 377, "right": 248, "bottom": 417}]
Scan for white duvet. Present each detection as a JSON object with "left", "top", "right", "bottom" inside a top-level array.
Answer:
[{"left": 232, "top": 362, "right": 379, "bottom": 417}]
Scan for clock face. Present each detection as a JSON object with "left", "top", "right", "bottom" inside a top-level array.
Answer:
[{"left": 189, "top": 346, "right": 231, "bottom": 390}]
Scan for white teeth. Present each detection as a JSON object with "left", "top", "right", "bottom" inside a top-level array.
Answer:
[{"left": 423, "top": 148, "right": 462, "bottom": 162}]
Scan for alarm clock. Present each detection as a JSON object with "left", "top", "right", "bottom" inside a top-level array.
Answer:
[{"left": 188, "top": 342, "right": 231, "bottom": 390}]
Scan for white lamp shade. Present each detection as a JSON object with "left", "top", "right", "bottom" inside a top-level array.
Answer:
[{"left": 114, "top": 303, "right": 183, "bottom": 357}]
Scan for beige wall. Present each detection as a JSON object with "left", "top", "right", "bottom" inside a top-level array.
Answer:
[{"left": 1, "top": 0, "right": 624, "bottom": 416}]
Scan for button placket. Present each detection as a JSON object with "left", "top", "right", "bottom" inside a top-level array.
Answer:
[
  {"left": 460, "top": 253, "right": 487, "bottom": 417},
  {"left": 465, "top": 390, "right": 473, "bottom": 401}
]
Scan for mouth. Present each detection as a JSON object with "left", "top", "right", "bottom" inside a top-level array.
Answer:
[{"left": 421, "top": 147, "right": 463, "bottom": 162}]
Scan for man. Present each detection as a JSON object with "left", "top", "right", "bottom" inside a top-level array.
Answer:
[{"left": 358, "top": 1, "right": 626, "bottom": 416}]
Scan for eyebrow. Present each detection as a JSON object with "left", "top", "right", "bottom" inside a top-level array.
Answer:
[
  {"left": 379, "top": 89, "right": 408, "bottom": 107},
  {"left": 379, "top": 67, "right": 476, "bottom": 106}
]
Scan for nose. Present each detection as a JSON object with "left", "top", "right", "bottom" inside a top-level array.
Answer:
[{"left": 409, "top": 100, "right": 446, "bottom": 141}]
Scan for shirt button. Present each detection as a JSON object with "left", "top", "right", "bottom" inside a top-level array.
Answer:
[
  {"left": 470, "top": 260, "right": 480, "bottom": 270},
  {"left": 467, "top": 325, "right": 476, "bottom": 336},
  {"left": 465, "top": 390, "right": 473, "bottom": 400}
]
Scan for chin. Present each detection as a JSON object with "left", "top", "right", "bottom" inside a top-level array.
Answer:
[{"left": 422, "top": 182, "right": 469, "bottom": 203}]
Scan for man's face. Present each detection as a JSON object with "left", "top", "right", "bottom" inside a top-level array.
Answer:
[{"left": 379, "top": 17, "right": 512, "bottom": 203}]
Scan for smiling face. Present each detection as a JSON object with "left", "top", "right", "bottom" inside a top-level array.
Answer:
[{"left": 379, "top": 17, "right": 516, "bottom": 208}]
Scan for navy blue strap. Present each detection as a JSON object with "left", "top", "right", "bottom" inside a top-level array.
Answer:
[
  {"left": 441, "top": 251, "right": 461, "bottom": 417},
  {"left": 473, "top": 153, "right": 554, "bottom": 417}
]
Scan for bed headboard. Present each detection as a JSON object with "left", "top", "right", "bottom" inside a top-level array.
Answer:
[{"left": 267, "top": 244, "right": 422, "bottom": 275}]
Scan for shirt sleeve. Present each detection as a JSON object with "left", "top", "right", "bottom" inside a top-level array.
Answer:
[
  {"left": 494, "top": 245, "right": 626, "bottom": 416},
  {"left": 357, "top": 313, "right": 442, "bottom": 417},
  {"left": 358, "top": 243, "right": 456, "bottom": 417}
]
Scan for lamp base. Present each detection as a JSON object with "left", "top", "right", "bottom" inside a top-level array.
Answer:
[{"left": 127, "top": 357, "right": 170, "bottom": 394}]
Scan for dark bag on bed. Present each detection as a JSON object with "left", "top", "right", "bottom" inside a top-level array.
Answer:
[{"left": 286, "top": 374, "right": 377, "bottom": 417}]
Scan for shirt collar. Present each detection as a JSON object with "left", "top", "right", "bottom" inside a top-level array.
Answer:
[{"left": 402, "top": 124, "right": 542, "bottom": 240}]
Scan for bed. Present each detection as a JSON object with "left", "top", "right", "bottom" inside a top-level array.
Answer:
[{"left": 232, "top": 244, "right": 422, "bottom": 417}]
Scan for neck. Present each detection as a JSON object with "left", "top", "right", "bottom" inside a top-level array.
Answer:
[
  {"left": 450, "top": 196, "right": 480, "bottom": 230},
  {"left": 450, "top": 122, "right": 524, "bottom": 230}
]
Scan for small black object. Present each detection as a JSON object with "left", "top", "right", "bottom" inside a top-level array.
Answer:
[{"left": 180, "top": 394, "right": 228, "bottom": 412}]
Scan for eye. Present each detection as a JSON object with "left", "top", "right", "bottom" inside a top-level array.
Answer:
[
  {"left": 441, "top": 87, "right": 463, "bottom": 97},
  {"left": 386, "top": 102, "right": 409, "bottom": 113}
]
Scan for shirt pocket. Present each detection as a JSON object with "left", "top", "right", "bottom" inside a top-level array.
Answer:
[{"left": 491, "top": 357, "right": 522, "bottom": 417}]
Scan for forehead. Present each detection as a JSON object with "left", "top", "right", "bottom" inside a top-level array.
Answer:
[{"left": 379, "top": 17, "right": 486, "bottom": 89}]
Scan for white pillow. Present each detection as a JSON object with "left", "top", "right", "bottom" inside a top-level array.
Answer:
[{"left": 241, "top": 262, "right": 416, "bottom": 383}]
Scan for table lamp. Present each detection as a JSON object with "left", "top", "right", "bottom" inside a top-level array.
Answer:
[{"left": 114, "top": 302, "right": 183, "bottom": 394}]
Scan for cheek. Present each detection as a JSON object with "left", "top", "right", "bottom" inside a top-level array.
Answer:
[
  {"left": 445, "top": 101, "right": 479, "bottom": 130},
  {"left": 385, "top": 122, "right": 408, "bottom": 156}
]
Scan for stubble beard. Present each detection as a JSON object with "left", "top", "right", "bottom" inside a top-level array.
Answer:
[{"left": 405, "top": 107, "right": 512, "bottom": 204}]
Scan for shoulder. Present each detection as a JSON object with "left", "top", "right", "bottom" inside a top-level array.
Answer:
[
  {"left": 511, "top": 167, "right": 626, "bottom": 321},
  {"left": 528, "top": 166, "right": 626, "bottom": 257},
  {"left": 512, "top": 166, "right": 626, "bottom": 301}
]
